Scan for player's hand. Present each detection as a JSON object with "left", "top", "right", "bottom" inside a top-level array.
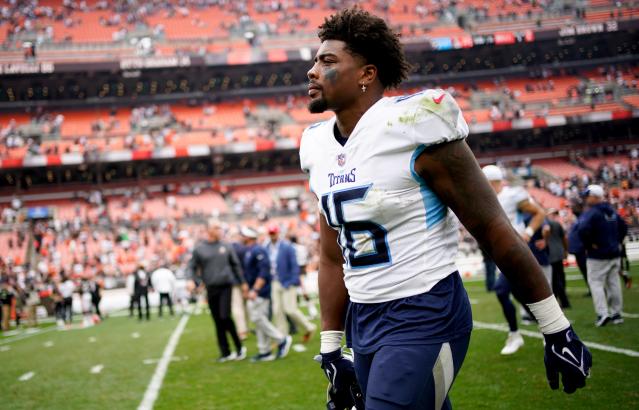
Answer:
[
  {"left": 314, "top": 350, "right": 364, "bottom": 410},
  {"left": 543, "top": 326, "right": 592, "bottom": 393},
  {"left": 247, "top": 289, "right": 257, "bottom": 301},
  {"left": 187, "top": 280, "right": 196, "bottom": 292}
]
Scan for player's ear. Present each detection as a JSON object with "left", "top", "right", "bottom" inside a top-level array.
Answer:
[{"left": 360, "top": 64, "right": 377, "bottom": 87}]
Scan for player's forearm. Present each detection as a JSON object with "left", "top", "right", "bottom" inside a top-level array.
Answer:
[
  {"left": 252, "top": 277, "right": 266, "bottom": 291},
  {"left": 473, "top": 216, "right": 552, "bottom": 303},
  {"left": 528, "top": 209, "right": 546, "bottom": 233},
  {"left": 318, "top": 262, "right": 349, "bottom": 331}
]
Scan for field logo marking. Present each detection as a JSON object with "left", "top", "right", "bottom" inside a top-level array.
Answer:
[
  {"left": 137, "top": 314, "right": 189, "bottom": 410},
  {"left": 473, "top": 321, "right": 639, "bottom": 358}
]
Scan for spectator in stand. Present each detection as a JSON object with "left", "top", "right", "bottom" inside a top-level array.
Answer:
[
  {"left": 133, "top": 263, "right": 151, "bottom": 321},
  {"left": 264, "top": 224, "right": 316, "bottom": 342},
  {"left": 151, "top": 262, "right": 176, "bottom": 317},
  {"left": 547, "top": 209, "right": 571, "bottom": 309},
  {"left": 577, "top": 185, "right": 628, "bottom": 327}
]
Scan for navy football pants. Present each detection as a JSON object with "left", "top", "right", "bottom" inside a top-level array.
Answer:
[{"left": 353, "top": 335, "right": 470, "bottom": 410}]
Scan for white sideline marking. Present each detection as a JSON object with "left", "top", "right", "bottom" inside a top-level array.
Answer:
[
  {"left": 473, "top": 321, "right": 639, "bottom": 358},
  {"left": 0, "top": 326, "right": 56, "bottom": 346},
  {"left": 91, "top": 365, "right": 104, "bottom": 374},
  {"left": 137, "top": 314, "right": 189, "bottom": 410},
  {"left": 0, "top": 346, "right": 10, "bottom": 352},
  {"left": 142, "top": 356, "right": 188, "bottom": 365},
  {"left": 131, "top": 332, "right": 141, "bottom": 339},
  {"left": 88, "top": 337, "right": 97, "bottom": 343},
  {"left": 19, "top": 372, "right": 34, "bottom": 381},
  {"left": 43, "top": 341, "right": 54, "bottom": 348},
  {"left": 292, "top": 344, "right": 307, "bottom": 353}
]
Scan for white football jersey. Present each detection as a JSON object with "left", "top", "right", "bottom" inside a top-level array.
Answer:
[
  {"left": 497, "top": 185, "right": 530, "bottom": 235},
  {"left": 300, "top": 89, "right": 469, "bottom": 303}
]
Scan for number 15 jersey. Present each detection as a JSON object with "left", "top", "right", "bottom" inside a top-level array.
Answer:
[{"left": 300, "top": 90, "right": 470, "bottom": 303}]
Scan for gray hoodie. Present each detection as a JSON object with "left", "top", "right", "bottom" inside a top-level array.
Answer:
[{"left": 187, "top": 240, "right": 244, "bottom": 287}]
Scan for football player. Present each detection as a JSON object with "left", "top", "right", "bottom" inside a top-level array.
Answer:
[
  {"left": 300, "top": 8, "right": 592, "bottom": 409},
  {"left": 482, "top": 165, "right": 548, "bottom": 355}
]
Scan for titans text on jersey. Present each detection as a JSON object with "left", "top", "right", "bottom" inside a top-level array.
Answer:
[{"left": 300, "top": 89, "right": 469, "bottom": 303}]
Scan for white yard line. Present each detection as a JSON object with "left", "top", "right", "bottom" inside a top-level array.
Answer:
[
  {"left": 18, "top": 371, "right": 35, "bottom": 381},
  {"left": 622, "top": 311, "right": 639, "bottom": 319},
  {"left": 473, "top": 321, "right": 639, "bottom": 358},
  {"left": 137, "top": 314, "right": 189, "bottom": 410}
]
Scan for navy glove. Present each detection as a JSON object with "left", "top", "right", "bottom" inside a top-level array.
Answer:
[
  {"left": 315, "top": 350, "right": 364, "bottom": 410},
  {"left": 543, "top": 326, "right": 592, "bottom": 393}
]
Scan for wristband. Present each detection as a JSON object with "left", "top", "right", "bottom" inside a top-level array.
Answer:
[
  {"left": 524, "top": 226, "right": 534, "bottom": 238},
  {"left": 320, "top": 330, "right": 344, "bottom": 354},
  {"left": 526, "top": 295, "right": 570, "bottom": 334}
]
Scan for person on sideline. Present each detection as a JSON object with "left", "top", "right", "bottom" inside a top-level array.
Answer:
[
  {"left": 240, "top": 226, "right": 292, "bottom": 362},
  {"left": 265, "top": 224, "right": 316, "bottom": 342},
  {"left": 188, "top": 220, "right": 248, "bottom": 362},
  {"left": 577, "top": 184, "right": 627, "bottom": 326}
]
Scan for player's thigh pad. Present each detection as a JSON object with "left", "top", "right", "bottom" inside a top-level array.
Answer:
[{"left": 364, "top": 337, "right": 469, "bottom": 410}]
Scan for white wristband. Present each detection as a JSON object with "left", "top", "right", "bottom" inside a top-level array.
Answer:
[
  {"left": 526, "top": 295, "right": 570, "bottom": 334},
  {"left": 524, "top": 226, "right": 534, "bottom": 238},
  {"left": 320, "top": 330, "right": 344, "bottom": 354}
]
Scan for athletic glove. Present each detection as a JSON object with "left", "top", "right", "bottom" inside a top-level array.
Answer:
[
  {"left": 314, "top": 350, "right": 364, "bottom": 410},
  {"left": 543, "top": 326, "right": 592, "bottom": 393}
]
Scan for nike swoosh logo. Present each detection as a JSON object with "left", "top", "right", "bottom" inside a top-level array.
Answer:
[
  {"left": 562, "top": 347, "right": 579, "bottom": 364},
  {"left": 551, "top": 345, "right": 588, "bottom": 377},
  {"left": 433, "top": 94, "right": 445, "bottom": 104}
]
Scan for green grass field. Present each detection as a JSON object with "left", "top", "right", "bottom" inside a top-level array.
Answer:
[{"left": 1, "top": 264, "right": 638, "bottom": 410}]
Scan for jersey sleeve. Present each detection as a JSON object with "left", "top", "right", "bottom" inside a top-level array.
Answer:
[
  {"left": 511, "top": 186, "right": 530, "bottom": 204},
  {"left": 403, "top": 89, "right": 469, "bottom": 147}
]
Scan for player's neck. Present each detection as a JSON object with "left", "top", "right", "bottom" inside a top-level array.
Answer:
[{"left": 334, "top": 93, "right": 383, "bottom": 138}]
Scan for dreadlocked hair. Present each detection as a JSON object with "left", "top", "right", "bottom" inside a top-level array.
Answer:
[{"left": 318, "top": 7, "right": 411, "bottom": 89}]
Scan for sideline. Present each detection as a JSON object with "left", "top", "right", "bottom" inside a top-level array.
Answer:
[
  {"left": 473, "top": 321, "right": 639, "bottom": 358},
  {"left": 0, "top": 326, "right": 57, "bottom": 346},
  {"left": 137, "top": 314, "right": 190, "bottom": 410}
]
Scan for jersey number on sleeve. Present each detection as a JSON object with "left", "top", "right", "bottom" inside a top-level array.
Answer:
[{"left": 321, "top": 185, "right": 391, "bottom": 268}]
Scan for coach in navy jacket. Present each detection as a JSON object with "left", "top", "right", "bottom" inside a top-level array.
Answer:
[
  {"left": 577, "top": 184, "right": 627, "bottom": 326},
  {"left": 577, "top": 194, "right": 627, "bottom": 260}
]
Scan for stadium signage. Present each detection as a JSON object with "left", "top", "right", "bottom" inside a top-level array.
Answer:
[
  {"left": 120, "top": 56, "right": 191, "bottom": 70},
  {"left": 0, "top": 62, "right": 54, "bottom": 75},
  {"left": 559, "top": 21, "right": 618, "bottom": 37}
]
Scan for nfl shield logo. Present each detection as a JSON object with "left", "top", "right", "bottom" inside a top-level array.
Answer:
[{"left": 337, "top": 153, "right": 346, "bottom": 167}]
